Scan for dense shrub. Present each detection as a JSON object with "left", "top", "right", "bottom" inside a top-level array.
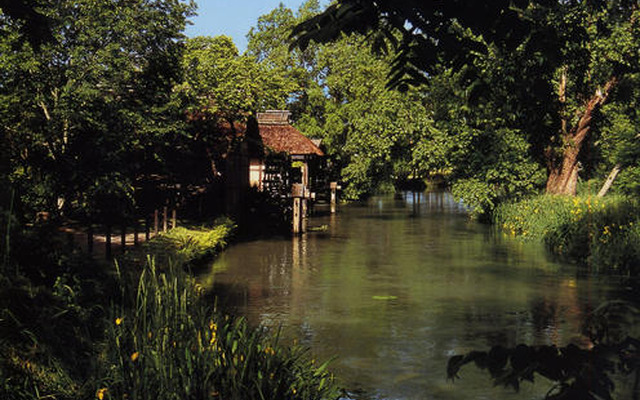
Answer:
[{"left": 495, "top": 195, "right": 640, "bottom": 274}]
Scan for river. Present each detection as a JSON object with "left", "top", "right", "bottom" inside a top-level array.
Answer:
[{"left": 200, "top": 191, "right": 624, "bottom": 400}]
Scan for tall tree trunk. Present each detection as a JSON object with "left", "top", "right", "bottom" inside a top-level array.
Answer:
[{"left": 545, "top": 77, "right": 618, "bottom": 195}]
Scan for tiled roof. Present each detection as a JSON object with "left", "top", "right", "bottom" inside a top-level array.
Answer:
[
  {"left": 207, "top": 115, "right": 323, "bottom": 157},
  {"left": 258, "top": 124, "right": 323, "bottom": 156},
  {"left": 257, "top": 110, "right": 290, "bottom": 125}
]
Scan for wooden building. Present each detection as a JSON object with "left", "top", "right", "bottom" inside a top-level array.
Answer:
[
  {"left": 249, "top": 110, "right": 324, "bottom": 191},
  {"left": 222, "top": 110, "right": 324, "bottom": 217}
]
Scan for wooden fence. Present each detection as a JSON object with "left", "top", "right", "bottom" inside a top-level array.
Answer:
[{"left": 65, "top": 206, "right": 179, "bottom": 260}]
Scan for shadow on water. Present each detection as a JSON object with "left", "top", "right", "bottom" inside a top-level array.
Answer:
[
  {"left": 448, "top": 300, "right": 640, "bottom": 400},
  {"left": 200, "top": 191, "right": 638, "bottom": 400}
]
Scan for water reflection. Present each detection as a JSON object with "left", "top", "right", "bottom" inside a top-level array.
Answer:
[{"left": 202, "top": 192, "right": 622, "bottom": 400}]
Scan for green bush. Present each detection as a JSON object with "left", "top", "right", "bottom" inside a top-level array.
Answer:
[
  {"left": 2, "top": 220, "right": 340, "bottom": 400},
  {"left": 100, "top": 260, "right": 340, "bottom": 400},
  {"left": 495, "top": 194, "right": 640, "bottom": 274}
]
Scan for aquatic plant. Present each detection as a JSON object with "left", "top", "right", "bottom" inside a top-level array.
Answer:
[{"left": 102, "top": 259, "right": 340, "bottom": 400}]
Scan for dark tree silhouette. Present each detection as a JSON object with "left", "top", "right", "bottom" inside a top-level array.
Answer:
[
  {"left": 0, "top": 0, "right": 53, "bottom": 48},
  {"left": 290, "top": 0, "right": 530, "bottom": 89}
]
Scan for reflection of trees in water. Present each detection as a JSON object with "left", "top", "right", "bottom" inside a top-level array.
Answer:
[
  {"left": 448, "top": 300, "right": 640, "bottom": 399},
  {"left": 454, "top": 277, "right": 590, "bottom": 349}
]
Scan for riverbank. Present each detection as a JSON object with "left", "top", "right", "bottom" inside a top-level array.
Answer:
[
  {"left": 1, "top": 221, "right": 339, "bottom": 400},
  {"left": 494, "top": 194, "right": 640, "bottom": 275}
]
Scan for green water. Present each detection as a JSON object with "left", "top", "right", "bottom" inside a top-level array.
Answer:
[{"left": 203, "top": 191, "right": 622, "bottom": 400}]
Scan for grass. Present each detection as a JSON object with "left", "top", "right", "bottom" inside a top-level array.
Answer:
[
  {"left": 495, "top": 194, "right": 640, "bottom": 274},
  {"left": 1, "top": 219, "right": 341, "bottom": 400},
  {"left": 136, "top": 218, "right": 235, "bottom": 266}
]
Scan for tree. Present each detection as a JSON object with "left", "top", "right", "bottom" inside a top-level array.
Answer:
[
  {"left": 180, "top": 35, "right": 292, "bottom": 124},
  {"left": 176, "top": 35, "right": 294, "bottom": 178},
  {"left": 596, "top": 72, "right": 640, "bottom": 197},
  {"left": 291, "top": 1, "right": 640, "bottom": 197},
  {"left": 0, "top": 0, "right": 53, "bottom": 48},
  {"left": 0, "top": 0, "right": 195, "bottom": 223},
  {"left": 248, "top": 2, "right": 438, "bottom": 199},
  {"left": 313, "top": 34, "right": 433, "bottom": 198},
  {"left": 246, "top": 0, "right": 324, "bottom": 122}
]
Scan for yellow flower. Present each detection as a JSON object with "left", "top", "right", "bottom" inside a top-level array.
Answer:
[
  {"left": 115, "top": 317, "right": 123, "bottom": 326},
  {"left": 96, "top": 388, "right": 108, "bottom": 400},
  {"left": 147, "top": 331, "right": 152, "bottom": 339},
  {"left": 131, "top": 352, "right": 139, "bottom": 362}
]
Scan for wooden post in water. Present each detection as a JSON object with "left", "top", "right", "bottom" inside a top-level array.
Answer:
[
  {"left": 330, "top": 182, "right": 340, "bottom": 214},
  {"left": 292, "top": 183, "right": 303, "bottom": 234},
  {"left": 301, "top": 187, "right": 309, "bottom": 233}
]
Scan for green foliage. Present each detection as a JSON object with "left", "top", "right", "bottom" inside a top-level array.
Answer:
[
  {"left": 0, "top": 240, "right": 111, "bottom": 400},
  {"left": 291, "top": 1, "right": 640, "bottom": 201},
  {"left": 318, "top": 37, "right": 433, "bottom": 199},
  {"left": 0, "top": 0, "right": 195, "bottom": 222},
  {"left": 246, "top": 0, "right": 324, "bottom": 121},
  {"left": 247, "top": 2, "right": 437, "bottom": 199},
  {"left": 139, "top": 219, "right": 235, "bottom": 266},
  {"left": 597, "top": 72, "right": 640, "bottom": 196},
  {"left": 102, "top": 259, "right": 340, "bottom": 400},
  {"left": 495, "top": 195, "right": 640, "bottom": 274},
  {"left": 1, "top": 219, "right": 339, "bottom": 400},
  {"left": 178, "top": 35, "right": 292, "bottom": 122}
]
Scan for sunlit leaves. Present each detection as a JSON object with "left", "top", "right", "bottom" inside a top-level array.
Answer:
[{"left": 178, "top": 35, "right": 291, "bottom": 122}]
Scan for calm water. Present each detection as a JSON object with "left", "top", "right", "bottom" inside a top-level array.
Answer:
[{"left": 201, "top": 192, "right": 622, "bottom": 400}]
